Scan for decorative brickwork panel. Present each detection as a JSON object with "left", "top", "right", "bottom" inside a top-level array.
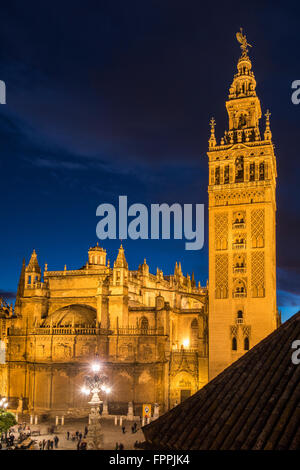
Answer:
[
  {"left": 242, "top": 325, "right": 251, "bottom": 338},
  {"left": 215, "top": 254, "right": 228, "bottom": 298},
  {"left": 251, "top": 251, "right": 265, "bottom": 297},
  {"left": 230, "top": 325, "right": 238, "bottom": 338},
  {"left": 215, "top": 213, "right": 228, "bottom": 250},
  {"left": 251, "top": 209, "right": 265, "bottom": 247}
]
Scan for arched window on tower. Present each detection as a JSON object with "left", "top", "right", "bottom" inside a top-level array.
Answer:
[
  {"left": 140, "top": 316, "right": 149, "bottom": 333},
  {"left": 237, "top": 310, "right": 244, "bottom": 324},
  {"left": 191, "top": 319, "right": 199, "bottom": 349},
  {"left": 232, "top": 337, "right": 237, "bottom": 351},
  {"left": 244, "top": 337, "right": 250, "bottom": 351},
  {"left": 249, "top": 162, "right": 255, "bottom": 181},
  {"left": 224, "top": 165, "right": 229, "bottom": 184},
  {"left": 215, "top": 166, "right": 220, "bottom": 185},
  {"left": 235, "top": 156, "right": 244, "bottom": 182},
  {"left": 238, "top": 113, "right": 247, "bottom": 129},
  {"left": 259, "top": 162, "right": 265, "bottom": 181}
]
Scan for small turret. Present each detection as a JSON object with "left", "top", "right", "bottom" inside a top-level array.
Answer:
[
  {"left": 112, "top": 244, "right": 128, "bottom": 285},
  {"left": 114, "top": 244, "right": 128, "bottom": 269},
  {"left": 191, "top": 272, "right": 196, "bottom": 288},
  {"left": 88, "top": 243, "right": 107, "bottom": 266},
  {"left": 25, "top": 250, "right": 41, "bottom": 287},
  {"left": 141, "top": 258, "right": 149, "bottom": 276}
]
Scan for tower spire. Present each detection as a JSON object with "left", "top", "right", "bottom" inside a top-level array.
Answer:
[
  {"left": 223, "top": 30, "right": 261, "bottom": 145},
  {"left": 15, "top": 258, "right": 26, "bottom": 310}
]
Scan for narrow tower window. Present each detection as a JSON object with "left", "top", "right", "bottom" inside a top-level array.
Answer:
[
  {"left": 244, "top": 337, "right": 250, "bottom": 351},
  {"left": 232, "top": 337, "right": 237, "bottom": 351},
  {"left": 235, "top": 156, "right": 244, "bottom": 182}
]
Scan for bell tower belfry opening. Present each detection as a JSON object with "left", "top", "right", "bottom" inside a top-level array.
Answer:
[{"left": 208, "top": 30, "right": 278, "bottom": 380}]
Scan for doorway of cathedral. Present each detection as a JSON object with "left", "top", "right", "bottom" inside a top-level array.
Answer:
[{"left": 180, "top": 389, "right": 191, "bottom": 402}]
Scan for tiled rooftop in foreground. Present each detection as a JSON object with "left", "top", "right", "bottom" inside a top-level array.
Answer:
[{"left": 143, "top": 312, "right": 300, "bottom": 450}]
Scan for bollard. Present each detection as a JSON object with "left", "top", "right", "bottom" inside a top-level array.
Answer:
[
  {"left": 55, "top": 416, "right": 59, "bottom": 426},
  {"left": 114, "top": 416, "right": 118, "bottom": 426}
]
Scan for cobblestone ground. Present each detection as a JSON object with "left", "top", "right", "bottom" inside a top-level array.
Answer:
[{"left": 4, "top": 418, "right": 145, "bottom": 451}]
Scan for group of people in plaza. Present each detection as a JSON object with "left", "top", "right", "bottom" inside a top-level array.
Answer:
[
  {"left": 121, "top": 421, "right": 138, "bottom": 434},
  {"left": 0, "top": 416, "right": 145, "bottom": 450},
  {"left": 38, "top": 435, "right": 59, "bottom": 450},
  {"left": 66, "top": 426, "right": 88, "bottom": 450},
  {"left": 0, "top": 424, "right": 33, "bottom": 449}
]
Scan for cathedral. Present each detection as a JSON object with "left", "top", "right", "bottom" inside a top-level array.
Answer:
[{"left": 0, "top": 33, "right": 279, "bottom": 417}]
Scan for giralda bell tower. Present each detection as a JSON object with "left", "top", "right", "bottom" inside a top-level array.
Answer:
[{"left": 208, "top": 30, "right": 278, "bottom": 380}]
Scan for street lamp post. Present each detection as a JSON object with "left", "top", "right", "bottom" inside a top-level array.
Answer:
[
  {"left": 81, "top": 362, "right": 111, "bottom": 450},
  {"left": 0, "top": 397, "right": 8, "bottom": 410}
]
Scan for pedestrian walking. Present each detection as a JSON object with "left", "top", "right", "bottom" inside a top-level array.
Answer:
[
  {"left": 122, "top": 425, "right": 126, "bottom": 434},
  {"left": 54, "top": 435, "right": 59, "bottom": 448}
]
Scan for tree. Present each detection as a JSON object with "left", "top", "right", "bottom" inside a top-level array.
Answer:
[{"left": 0, "top": 409, "right": 17, "bottom": 435}]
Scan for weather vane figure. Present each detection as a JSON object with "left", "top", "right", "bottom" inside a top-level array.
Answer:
[{"left": 236, "top": 28, "right": 252, "bottom": 56}]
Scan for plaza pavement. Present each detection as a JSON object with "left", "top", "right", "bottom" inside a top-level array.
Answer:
[{"left": 18, "top": 418, "right": 145, "bottom": 450}]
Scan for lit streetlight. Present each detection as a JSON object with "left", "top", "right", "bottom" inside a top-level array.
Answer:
[
  {"left": 0, "top": 397, "right": 8, "bottom": 409},
  {"left": 81, "top": 361, "right": 111, "bottom": 450}
]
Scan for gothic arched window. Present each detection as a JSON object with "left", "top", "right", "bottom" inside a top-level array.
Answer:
[
  {"left": 232, "top": 337, "right": 237, "bottom": 351},
  {"left": 191, "top": 319, "right": 198, "bottom": 348},
  {"left": 140, "top": 316, "right": 149, "bottom": 333},
  {"left": 244, "top": 337, "right": 250, "bottom": 351}
]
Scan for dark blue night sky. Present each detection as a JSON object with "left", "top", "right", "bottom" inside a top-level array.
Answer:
[{"left": 0, "top": 1, "right": 299, "bottom": 321}]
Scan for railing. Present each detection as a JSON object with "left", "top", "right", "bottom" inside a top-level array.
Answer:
[
  {"left": 25, "top": 282, "right": 47, "bottom": 289},
  {"left": 8, "top": 326, "right": 111, "bottom": 336},
  {"left": 232, "top": 243, "right": 246, "bottom": 250},
  {"left": 113, "top": 327, "right": 164, "bottom": 336},
  {"left": 171, "top": 347, "right": 198, "bottom": 353},
  {"left": 8, "top": 326, "right": 164, "bottom": 336},
  {"left": 232, "top": 223, "right": 245, "bottom": 229},
  {"left": 233, "top": 267, "right": 246, "bottom": 273},
  {"left": 233, "top": 292, "right": 247, "bottom": 298}
]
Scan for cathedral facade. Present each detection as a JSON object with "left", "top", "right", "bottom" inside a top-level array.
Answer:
[
  {"left": 0, "top": 245, "right": 208, "bottom": 415},
  {"left": 0, "top": 34, "right": 279, "bottom": 417}
]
